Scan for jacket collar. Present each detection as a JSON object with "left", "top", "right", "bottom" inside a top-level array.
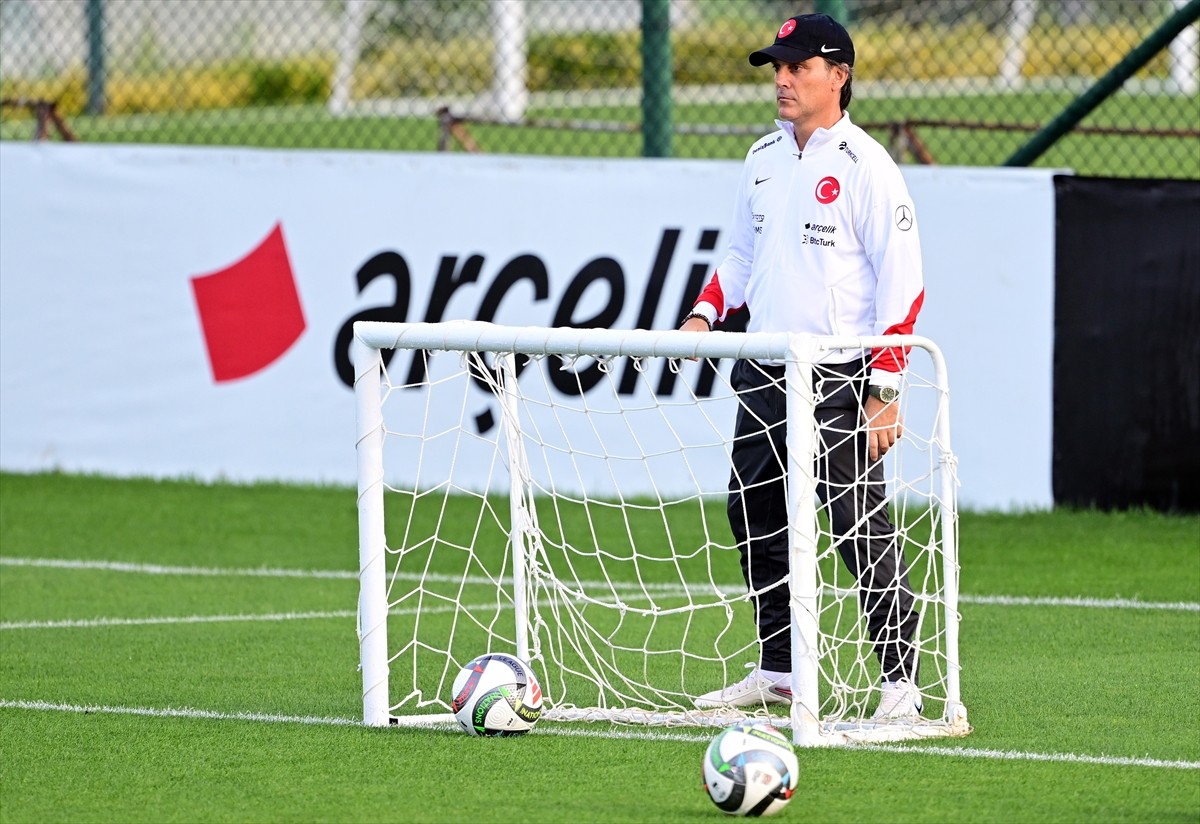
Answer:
[{"left": 774, "top": 111, "right": 852, "bottom": 152}]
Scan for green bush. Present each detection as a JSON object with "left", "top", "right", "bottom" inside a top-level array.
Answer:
[
  {"left": 0, "top": 21, "right": 1178, "bottom": 119},
  {"left": 671, "top": 23, "right": 766, "bottom": 86},
  {"left": 0, "top": 57, "right": 331, "bottom": 117},
  {"left": 350, "top": 19, "right": 1172, "bottom": 99},
  {"left": 247, "top": 60, "right": 329, "bottom": 105},
  {"left": 352, "top": 36, "right": 493, "bottom": 98},
  {"left": 528, "top": 31, "right": 641, "bottom": 90}
]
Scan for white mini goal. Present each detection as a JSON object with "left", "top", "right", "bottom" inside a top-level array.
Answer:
[{"left": 352, "top": 320, "right": 969, "bottom": 746}]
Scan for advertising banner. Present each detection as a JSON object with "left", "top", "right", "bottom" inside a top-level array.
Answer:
[{"left": 0, "top": 144, "right": 1057, "bottom": 508}]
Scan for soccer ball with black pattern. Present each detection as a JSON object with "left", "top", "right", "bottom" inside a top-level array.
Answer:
[
  {"left": 450, "top": 653, "right": 543, "bottom": 737},
  {"left": 702, "top": 721, "right": 799, "bottom": 817}
]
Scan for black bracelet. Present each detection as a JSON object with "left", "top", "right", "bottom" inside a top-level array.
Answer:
[{"left": 683, "top": 312, "right": 713, "bottom": 331}]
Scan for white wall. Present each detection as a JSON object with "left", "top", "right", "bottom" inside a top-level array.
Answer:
[{"left": 0, "top": 144, "right": 1056, "bottom": 509}]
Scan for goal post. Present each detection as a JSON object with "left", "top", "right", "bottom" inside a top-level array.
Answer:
[
  {"left": 783, "top": 338, "right": 822, "bottom": 747},
  {"left": 351, "top": 332, "right": 390, "bottom": 727},
  {"left": 353, "top": 320, "right": 969, "bottom": 746}
]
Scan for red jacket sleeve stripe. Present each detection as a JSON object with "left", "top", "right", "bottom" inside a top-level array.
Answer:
[
  {"left": 695, "top": 272, "right": 727, "bottom": 318},
  {"left": 870, "top": 289, "right": 924, "bottom": 372}
]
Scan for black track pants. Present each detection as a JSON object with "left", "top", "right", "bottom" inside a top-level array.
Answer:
[{"left": 725, "top": 358, "right": 920, "bottom": 682}]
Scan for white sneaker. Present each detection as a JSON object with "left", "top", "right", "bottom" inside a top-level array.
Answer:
[
  {"left": 694, "top": 664, "right": 793, "bottom": 709},
  {"left": 872, "top": 678, "right": 923, "bottom": 720}
]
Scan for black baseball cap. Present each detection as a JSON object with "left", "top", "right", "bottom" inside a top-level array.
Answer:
[{"left": 748, "top": 13, "right": 855, "bottom": 67}]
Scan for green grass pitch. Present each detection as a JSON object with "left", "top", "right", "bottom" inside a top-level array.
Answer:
[{"left": 0, "top": 471, "right": 1197, "bottom": 822}]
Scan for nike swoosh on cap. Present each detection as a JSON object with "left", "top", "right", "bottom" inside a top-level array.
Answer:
[
  {"left": 820, "top": 46, "right": 840, "bottom": 53},
  {"left": 755, "top": 177, "right": 771, "bottom": 185}
]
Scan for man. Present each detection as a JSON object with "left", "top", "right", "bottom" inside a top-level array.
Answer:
[{"left": 680, "top": 13, "right": 925, "bottom": 721}]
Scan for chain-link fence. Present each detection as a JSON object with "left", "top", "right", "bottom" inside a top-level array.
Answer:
[{"left": 2, "top": 0, "right": 1197, "bottom": 177}]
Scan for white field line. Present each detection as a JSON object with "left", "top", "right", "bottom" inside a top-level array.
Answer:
[
  {"left": 853, "top": 742, "right": 1200, "bottom": 771},
  {"left": 958, "top": 593, "right": 1200, "bottom": 611},
  {"left": 0, "top": 610, "right": 356, "bottom": 630},
  {"left": 3, "top": 555, "right": 1198, "bottom": 613},
  {"left": 0, "top": 699, "right": 360, "bottom": 727},
  {"left": 0, "top": 556, "right": 361, "bottom": 579},
  {"left": 0, "top": 602, "right": 502, "bottom": 631},
  {"left": 1, "top": 698, "right": 1197, "bottom": 771},
  {"left": 0, "top": 556, "right": 684, "bottom": 590}
]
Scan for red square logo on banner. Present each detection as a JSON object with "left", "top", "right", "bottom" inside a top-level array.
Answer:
[{"left": 191, "top": 223, "right": 306, "bottom": 383}]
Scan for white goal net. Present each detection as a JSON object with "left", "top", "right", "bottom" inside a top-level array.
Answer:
[{"left": 353, "top": 320, "right": 969, "bottom": 746}]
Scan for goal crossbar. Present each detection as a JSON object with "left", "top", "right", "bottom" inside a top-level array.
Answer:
[{"left": 354, "top": 319, "right": 944, "bottom": 366}]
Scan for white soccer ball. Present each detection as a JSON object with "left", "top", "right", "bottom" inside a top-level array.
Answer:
[
  {"left": 450, "top": 653, "right": 543, "bottom": 737},
  {"left": 702, "top": 721, "right": 799, "bottom": 817}
]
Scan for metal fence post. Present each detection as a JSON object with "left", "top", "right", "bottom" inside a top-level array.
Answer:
[
  {"left": 86, "top": 0, "right": 106, "bottom": 116},
  {"left": 641, "top": 0, "right": 672, "bottom": 158},
  {"left": 814, "top": 0, "right": 848, "bottom": 24}
]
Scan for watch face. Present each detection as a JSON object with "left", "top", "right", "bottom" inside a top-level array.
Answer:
[{"left": 876, "top": 386, "right": 898, "bottom": 403}]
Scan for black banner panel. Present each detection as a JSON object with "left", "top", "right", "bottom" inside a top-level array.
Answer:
[{"left": 1054, "top": 176, "right": 1200, "bottom": 512}]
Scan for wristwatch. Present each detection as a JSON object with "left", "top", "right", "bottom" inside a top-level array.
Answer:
[{"left": 869, "top": 385, "right": 900, "bottom": 403}]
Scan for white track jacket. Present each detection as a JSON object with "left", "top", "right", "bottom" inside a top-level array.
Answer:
[{"left": 693, "top": 113, "right": 924, "bottom": 387}]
